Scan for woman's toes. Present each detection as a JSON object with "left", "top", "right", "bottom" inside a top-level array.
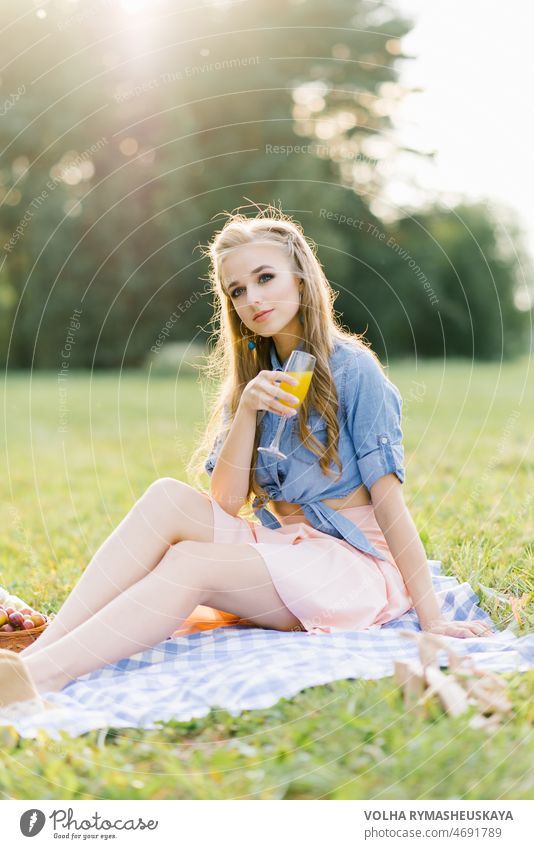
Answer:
[{"left": 0, "top": 648, "right": 41, "bottom": 708}]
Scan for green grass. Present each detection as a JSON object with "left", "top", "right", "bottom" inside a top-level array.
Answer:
[{"left": 0, "top": 359, "right": 532, "bottom": 800}]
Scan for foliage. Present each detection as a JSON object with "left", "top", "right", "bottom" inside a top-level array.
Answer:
[{"left": 0, "top": 1, "right": 530, "bottom": 367}]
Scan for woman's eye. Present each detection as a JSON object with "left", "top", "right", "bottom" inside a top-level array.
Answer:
[{"left": 230, "top": 273, "right": 273, "bottom": 298}]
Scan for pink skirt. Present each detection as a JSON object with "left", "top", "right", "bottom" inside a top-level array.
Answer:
[{"left": 207, "top": 497, "right": 414, "bottom": 635}]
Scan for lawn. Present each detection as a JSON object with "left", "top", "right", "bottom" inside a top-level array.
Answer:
[{"left": 0, "top": 358, "right": 532, "bottom": 800}]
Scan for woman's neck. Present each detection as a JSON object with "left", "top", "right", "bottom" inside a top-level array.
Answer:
[{"left": 272, "top": 336, "right": 304, "bottom": 366}]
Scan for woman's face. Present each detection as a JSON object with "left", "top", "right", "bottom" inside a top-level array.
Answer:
[{"left": 221, "top": 242, "right": 303, "bottom": 341}]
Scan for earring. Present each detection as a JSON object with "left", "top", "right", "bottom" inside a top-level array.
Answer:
[
  {"left": 299, "top": 288, "right": 304, "bottom": 326},
  {"left": 240, "top": 319, "right": 257, "bottom": 350}
]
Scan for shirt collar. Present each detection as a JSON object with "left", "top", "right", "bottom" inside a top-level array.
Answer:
[{"left": 269, "top": 339, "right": 305, "bottom": 370}]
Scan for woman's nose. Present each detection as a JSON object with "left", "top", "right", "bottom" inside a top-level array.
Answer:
[{"left": 246, "top": 289, "right": 263, "bottom": 306}]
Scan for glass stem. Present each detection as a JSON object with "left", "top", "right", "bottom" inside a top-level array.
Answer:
[{"left": 271, "top": 415, "right": 287, "bottom": 451}]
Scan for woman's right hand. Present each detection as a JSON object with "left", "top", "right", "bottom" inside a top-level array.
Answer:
[{"left": 240, "top": 370, "right": 300, "bottom": 417}]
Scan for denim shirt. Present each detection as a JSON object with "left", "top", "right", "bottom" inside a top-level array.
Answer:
[{"left": 204, "top": 337, "right": 405, "bottom": 561}]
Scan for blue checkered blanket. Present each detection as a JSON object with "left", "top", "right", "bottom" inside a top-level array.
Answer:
[{"left": 2, "top": 561, "right": 533, "bottom": 739}]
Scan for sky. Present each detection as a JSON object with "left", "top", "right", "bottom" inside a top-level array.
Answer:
[{"left": 385, "top": 0, "right": 534, "bottom": 306}]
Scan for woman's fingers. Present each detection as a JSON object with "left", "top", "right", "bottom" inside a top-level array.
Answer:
[
  {"left": 278, "top": 390, "right": 300, "bottom": 406},
  {"left": 450, "top": 625, "right": 472, "bottom": 638},
  {"left": 270, "top": 369, "right": 299, "bottom": 387},
  {"left": 271, "top": 380, "right": 300, "bottom": 407},
  {"left": 454, "top": 625, "right": 489, "bottom": 638},
  {"left": 264, "top": 395, "right": 298, "bottom": 417},
  {"left": 453, "top": 625, "right": 491, "bottom": 638},
  {"left": 425, "top": 620, "right": 492, "bottom": 638},
  {"left": 462, "top": 621, "right": 492, "bottom": 635},
  {"left": 262, "top": 374, "right": 299, "bottom": 415}
]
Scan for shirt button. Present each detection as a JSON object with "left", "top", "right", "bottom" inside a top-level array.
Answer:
[{"left": 381, "top": 436, "right": 388, "bottom": 444}]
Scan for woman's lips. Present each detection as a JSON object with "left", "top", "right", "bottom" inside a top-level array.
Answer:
[{"left": 253, "top": 309, "right": 274, "bottom": 323}]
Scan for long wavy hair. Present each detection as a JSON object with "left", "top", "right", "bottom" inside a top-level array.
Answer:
[{"left": 187, "top": 203, "right": 379, "bottom": 514}]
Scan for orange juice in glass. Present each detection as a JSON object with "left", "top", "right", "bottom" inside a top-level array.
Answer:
[
  {"left": 258, "top": 350, "right": 316, "bottom": 460},
  {"left": 277, "top": 370, "right": 314, "bottom": 408}
]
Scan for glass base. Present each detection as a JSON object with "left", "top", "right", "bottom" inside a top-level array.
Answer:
[{"left": 258, "top": 445, "right": 287, "bottom": 461}]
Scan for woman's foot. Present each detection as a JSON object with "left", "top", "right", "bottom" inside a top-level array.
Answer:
[{"left": 0, "top": 648, "right": 54, "bottom": 718}]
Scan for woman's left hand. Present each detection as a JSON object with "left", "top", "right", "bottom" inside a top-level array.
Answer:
[{"left": 421, "top": 618, "right": 493, "bottom": 638}]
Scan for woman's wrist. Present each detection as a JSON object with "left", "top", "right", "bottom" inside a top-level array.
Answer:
[
  {"left": 411, "top": 588, "right": 443, "bottom": 629},
  {"left": 418, "top": 603, "right": 444, "bottom": 630},
  {"left": 236, "top": 397, "right": 257, "bottom": 420}
]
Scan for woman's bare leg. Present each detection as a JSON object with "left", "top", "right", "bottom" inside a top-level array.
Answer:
[
  {"left": 2, "top": 540, "right": 304, "bottom": 702},
  {"left": 20, "top": 479, "right": 214, "bottom": 658}
]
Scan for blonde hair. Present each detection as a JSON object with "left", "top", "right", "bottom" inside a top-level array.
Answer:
[{"left": 187, "top": 202, "right": 379, "bottom": 514}]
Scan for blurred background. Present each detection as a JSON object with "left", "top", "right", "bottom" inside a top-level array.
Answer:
[{"left": 1, "top": 0, "right": 532, "bottom": 371}]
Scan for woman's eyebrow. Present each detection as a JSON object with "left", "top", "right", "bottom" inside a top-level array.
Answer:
[{"left": 227, "top": 265, "right": 274, "bottom": 294}]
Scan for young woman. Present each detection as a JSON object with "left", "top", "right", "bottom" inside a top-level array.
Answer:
[{"left": 0, "top": 207, "right": 491, "bottom": 717}]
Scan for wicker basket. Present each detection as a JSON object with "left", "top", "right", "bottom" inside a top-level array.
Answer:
[{"left": 0, "top": 619, "right": 49, "bottom": 653}]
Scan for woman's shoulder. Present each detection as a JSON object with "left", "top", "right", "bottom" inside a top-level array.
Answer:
[
  {"left": 331, "top": 336, "right": 382, "bottom": 374},
  {"left": 332, "top": 337, "right": 401, "bottom": 404}
]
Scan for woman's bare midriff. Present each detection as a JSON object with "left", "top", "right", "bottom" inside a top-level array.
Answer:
[{"left": 268, "top": 484, "right": 371, "bottom": 523}]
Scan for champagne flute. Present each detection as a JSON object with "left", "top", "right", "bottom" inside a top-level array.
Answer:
[{"left": 258, "top": 349, "right": 316, "bottom": 460}]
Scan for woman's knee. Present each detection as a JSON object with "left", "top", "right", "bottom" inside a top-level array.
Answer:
[
  {"left": 133, "top": 478, "right": 189, "bottom": 540},
  {"left": 137, "top": 479, "right": 214, "bottom": 545},
  {"left": 143, "top": 476, "right": 187, "bottom": 500},
  {"left": 139, "top": 477, "right": 192, "bottom": 515},
  {"left": 154, "top": 541, "right": 211, "bottom": 601}
]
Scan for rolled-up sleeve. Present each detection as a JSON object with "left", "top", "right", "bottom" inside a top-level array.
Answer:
[
  {"left": 344, "top": 349, "right": 405, "bottom": 491},
  {"left": 204, "top": 404, "right": 232, "bottom": 477}
]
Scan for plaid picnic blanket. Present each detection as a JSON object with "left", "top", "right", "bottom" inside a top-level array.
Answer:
[{"left": 2, "top": 561, "right": 533, "bottom": 739}]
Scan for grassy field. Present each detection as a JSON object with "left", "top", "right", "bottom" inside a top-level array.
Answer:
[{"left": 0, "top": 358, "right": 532, "bottom": 800}]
